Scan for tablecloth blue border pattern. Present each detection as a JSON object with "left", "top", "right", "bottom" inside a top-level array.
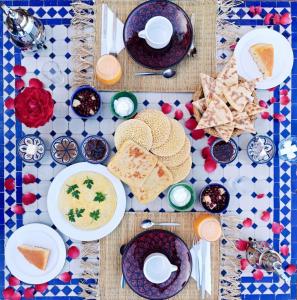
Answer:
[{"left": 0, "top": 1, "right": 297, "bottom": 300}]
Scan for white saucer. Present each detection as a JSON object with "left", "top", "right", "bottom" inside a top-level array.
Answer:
[
  {"left": 5, "top": 223, "right": 66, "bottom": 284},
  {"left": 234, "top": 28, "right": 293, "bottom": 89}
]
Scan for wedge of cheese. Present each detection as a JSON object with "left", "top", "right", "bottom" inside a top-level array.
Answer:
[{"left": 18, "top": 245, "right": 50, "bottom": 270}]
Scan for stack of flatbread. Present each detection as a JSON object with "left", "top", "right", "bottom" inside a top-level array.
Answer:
[
  {"left": 108, "top": 109, "right": 192, "bottom": 204},
  {"left": 192, "top": 56, "right": 266, "bottom": 142}
]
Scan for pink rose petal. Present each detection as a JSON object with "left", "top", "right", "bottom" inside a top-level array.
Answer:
[
  {"left": 2, "top": 287, "right": 15, "bottom": 299},
  {"left": 260, "top": 211, "right": 270, "bottom": 222},
  {"left": 249, "top": 5, "right": 256, "bottom": 16},
  {"left": 280, "top": 95, "right": 290, "bottom": 105},
  {"left": 4, "top": 178, "right": 15, "bottom": 191},
  {"left": 34, "top": 282, "right": 48, "bottom": 294},
  {"left": 191, "top": 129, "right": 205, "bottom": 140},
  {"left": 4, "top": 97, "right": 15, "bottom": 110},
  {"left": 8, "top": 276, "right": 20, "bottom": 286},
  {"left": 11, "top": 291, "right": 21, "bottom": 300},
  {"left": 243, "top": 218, "right": 253, "bottom": 228},
  {"left": 11, "top": 205, "right": 25, "bottom": 215},
  {"left": 22, "top": 174, "right": 36, "bottom": 184},
  {"left": 255, "top": 6, "right": 262, "bottom": 15},
  {"left": 207, "top": 136, "right": 217, "bottom": 146},
  {"left": 15, "top": 79, "right": 25, "bottom": 90},
  {"left": 59, "top": 272, "right": 72, "bottom": 283},
  {"left": 280, "top": 12, "right": 292, "bottom": 25},
  {"left": 273, "top": 113, "right": 286, "bottom": 122},
  {"left": 280, "top": 245, "right": 289, "bottom": 257},
  {"left": 67, "top": 246, "right": 80, "bottom": 259},
  {"left": 229, "top": 43, "right": 237, "bottom": 51},
  {"left": 261, "top": 112, "right": 270, "bottom": 119},
  {"left": 272, "top": 222, "right": 284, "bottom": 234},
  {"left": 256, "top": 193, "right": 265, "bottom": 199},
  {"left": 24, "top": 287, "right": 35, "bottom": 299},
  {"left": 264, "top": 13, "right": 273, "bottom": 25},
  {"left": 235, "top": 240, "right": 249, "bottom": 251},
  {"left": 268, "top": 86, "right": 276, "bottom": 92},
  {"left": 185, "top": 102, "right": 194, "bottom": 115},
  {"left": 280, "top": 89, "right": 288, "bottom": 96},
  {"left": 253, "top": 269, "right": 264, "bottom": 281},
  {"left": 161, "top": 102, "right": 172, "bottom": 114},
  {"left": 204, "top": 158, "right": 217, "bottom": 173},
  {"left": 174, "top": 109, "right": 183, "bottom": 120},
  {"left": 22, "top": 193, "right": 37, "bottom": 205},
  {"left": 273, "top": 13, "right": 281, "bottom": 25},
  {"left": 270, "top": 97, "right": 277, "bottom": 104},
  {"left": 240, "top": 258, "right": 249, "bottom": 270},
  {"left": 28, "top": 78, "right": 43, "bottom": 89},
  {"left": 258, "top": 100, "right": 268, "bottom": 108},
  {"left": 201, "top": 147, "right": 211, "bottom": 159},
  {"left": 13, "top": 65, "right": 27, "bottom": 77},
  {"left": 185, "top": 118, "right": 198, "bottom": 130},
  {"left": 286, "top": 264, "right": 297, "bottom": 275}
]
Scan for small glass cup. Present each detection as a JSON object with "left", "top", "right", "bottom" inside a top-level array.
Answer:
[
  {"left": 278, "top": 136, "right": 297, "bottom": 163},
  {"left": 231, "top": 176, "right": 254, "bottom": 195},
  {"left": 41, "top": 61, "right": 65, "bottom": 86},
  {"left": 210, "top": 138, "right": 238, "bottom": 164}
]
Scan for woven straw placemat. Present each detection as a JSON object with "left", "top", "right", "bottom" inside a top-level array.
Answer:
[
  {"left": 72, "top": 0, "right": 217, "bottom": 92},
  {"left": 99, "top": 212, "right": 220, "bottom": 300}
]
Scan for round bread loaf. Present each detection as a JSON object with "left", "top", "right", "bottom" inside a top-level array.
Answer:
[{"left": 168, "top": 156, "right": 192, "bottom": 184}]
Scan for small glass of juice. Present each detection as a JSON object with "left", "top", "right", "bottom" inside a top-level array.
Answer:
[{"left": 193, "top": 214, "right": 222, "bottom": 242}]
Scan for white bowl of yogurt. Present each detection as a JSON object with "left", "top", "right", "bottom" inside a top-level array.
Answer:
[{"left": 110, "top": 91, "right": 138, "bottom": 120}]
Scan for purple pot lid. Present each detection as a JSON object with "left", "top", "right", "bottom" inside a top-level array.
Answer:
[
  {"left": 123, "top": 0, "right": 193, "bottom": 70},
  {"left": 122, "top": 229, "right": 192, "bottom": 300}
]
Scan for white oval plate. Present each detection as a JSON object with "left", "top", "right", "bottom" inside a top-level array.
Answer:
[
  {"left": 234, "top": 28, "right": 293, "bottom": 89},
  {"left": 47, "top": 162, "right": 126, "bottom": 241},
  {"left": 5, "top": 223, "right": 66, "bottom": 284}
]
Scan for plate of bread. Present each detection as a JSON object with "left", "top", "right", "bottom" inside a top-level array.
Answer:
[
  {"left": 234, "top": 28, "right": 293, "bottom": 89},
  {"left": 5, "top": 223, "right": 66, "bottom": 284}
]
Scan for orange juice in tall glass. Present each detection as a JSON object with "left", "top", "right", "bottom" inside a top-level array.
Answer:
[{"left": 193, "top": 214, "right": 222, "bottom": 242}]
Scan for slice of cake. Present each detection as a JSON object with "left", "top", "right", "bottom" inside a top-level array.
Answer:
[
  {"left": 17, "top": 245, "right": 50, "bottom": 270},
  {"left": 249, "top": 43, "right": 274, "bottom": 77}
]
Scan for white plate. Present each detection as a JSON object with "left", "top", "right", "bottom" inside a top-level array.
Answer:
[
  {"left": 5, "top": 223, "right": 66, "bottom": 284},
  {"left": 47, "top": 162, "right": 126, "bottom": 241},
  {"left": 234, "top": 28, "right": 293, "bottom": 89}
]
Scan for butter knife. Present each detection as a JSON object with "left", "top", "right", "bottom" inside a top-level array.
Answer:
[
  {"left": 110, "top": 11, "right": 118, "bottom": 56},
  {"left": 102, "top": 3, "right": 108, "bottom": 55}
]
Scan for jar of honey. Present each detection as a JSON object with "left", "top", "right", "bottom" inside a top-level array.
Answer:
[{"left": 193, "top": 213, "right": 222, "bottom": 242}]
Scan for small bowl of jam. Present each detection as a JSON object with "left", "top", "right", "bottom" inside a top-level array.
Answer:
[
  {"left": 200, "top": 183, "right": 230, "bottom": 214},
  {"left": 81, "top": 135, "right": 110, "bottom": 164},
  {"left": 71, "top": 85, "right": 101, "bottom": 118},
  {"left": 211, "top": 138, "right": 238, "bottom": 164}
]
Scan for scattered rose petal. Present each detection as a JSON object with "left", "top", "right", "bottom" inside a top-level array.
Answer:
[
  {"left": 204, "top": 158, "right": 217, "bottom": 173},
  {"left": 270, "top": 97, "right": 277, "bottom": 104},
  {"left": 13, "top": 65, "right": 27, "bottom": 77},
  {"left": 68, "top": 246, "right": 80, "bottom": 259},
  {"left": 185, "top": 118, "right": 198, "bottom": 130},
  {"left": 22, "top": 193, "right": 37, "bottom": 205},
  {"left": 268, "top": 86, "right": 276, "bottom": 92},
  {"left": 253, "top": 269, "right": 264, "bottom": 281},
  {"left": 11, "top": 291, "right": 21, "bottom": 300},
  {"left": 34, "top": 283, "right": 48, "bottom": 294},
  {"left": 161, "top": 102, "right": 172, "bottom": 114},
  {"left": 207, "top": 136, "right": 217, "bottom": 146},
  {"left": 15, "top": 79, "right": 25, "bottom": 90},
  {"left": 59, "top": 272, "right": 72, "bottom": 283},
  {"left": 4, "top": 178, "right": 15, "bottom": 191},
  {"left": 240, "top": 258, "right": 249, "bottom": 270},
  {"left": 272, "top": 222, "right": 284, "bottom": 234},
  {"left": 280, "top": 95, "right": 290, "bottom": 105},
  {"left": 260, "top": 211, "right": 270, "bottom": 222},
  {"left": 273, "top": 13, "right": 281, "bottom": 24},
  {"left": 201, "top": 147, "right": 211, "bottom": 159},
  {"left": 261, "top": 112, "right": 270, "bottom": 119},
  {"left": 174, "top": 109, "right": 183, "bottom": 120},
  {"left": 2, "top": 287, "right": 15, "bottom": 299},
  {"left": 229, "top": 43, "right": 237, "bottom": 51},
  {"left": 23, "top": 174, "right": 36, "bottom": 184},
  {"left": 29, "top": 78, "right": 43, "bottom": 89},
  {"left": 280, "top": 245, "right": 289, "bottom": 257},
  {"left": 185, "top": 102, "right": 194, "bottom": 115},
  {"left": 24, "top": 287, "right": 35, "bottom": 299},
  {"left": 235, "top": 239, "right": 249, "bottom": 251},
  {"left": 280, "top": 89, "right": 288, "bottom": 96},
  {"left": 255, "top": 6, "right": 262, "bottom": 15},
  {"left": 11, "top": 205, "right": 25, "bottom": 215},
  {"left": 243, "top": 218, "right": 253, "bottom": 227},
  {"left": 259, "top": 100, "right": 268, "bottom": 108},
  {"left": 264, "top": 13, "right": 273, "bottom": 25},
  {"left": 280, "top": 12, "right": 292, "bottom": 25},
  {"left": 285, "top": 264, "right": 297, "bottom": 275},
  {"left": 191, "top": 129, "right": 205, "bottom": 140},
  {"left": 256, "top": 193, "right": 265, "bottom": 199},
  {"left": 273, "top": 113, "right": 286, "bottom": 122},
  {"left": 8, "top": 276, "right": 20, "bottom": 286},
  {"left": 4, "top": 97, "right": 15, "bottom": 110},
  {"left": 249, "top": 5, "right": 256, "bottom": 16}
]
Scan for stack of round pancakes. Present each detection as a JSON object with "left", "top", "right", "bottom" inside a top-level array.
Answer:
[{"left": 114, "top": 109, "right": 192, "bottom": 184}]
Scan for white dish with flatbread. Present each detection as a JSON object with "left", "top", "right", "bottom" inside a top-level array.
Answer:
[
  {"left": 47, "top": 162, "right": 126, "bottom": 241},
  {"left": 234, "top": 28, "right": 293, "bottom": 89}
]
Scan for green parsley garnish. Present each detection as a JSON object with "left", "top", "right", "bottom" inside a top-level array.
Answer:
[
  {"left": 66, "top": 184, "right": 80, "bottom": 199},
  {"left": 83, "top": 177, "right": 94, "bottom": 189},
  {"left": 89, "top": 209, "right": 100, "bottom": 221},
  {"left": 67, "top": 209, "right": 76, "bottom": 222},
  {"left": 72, "top": 189, "right": 80, "bottom": 199},
  {"left": 75, "top": 208, "right": 85, "bottom": 218},
  {"left": 94, "top": 192, "right": 106, "bottom": 202}
]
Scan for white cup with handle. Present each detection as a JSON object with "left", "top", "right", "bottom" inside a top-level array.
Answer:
[
  {"left": 138, "top": 16, "right": 173, "bottom": 49},
  {"left": 143, "top": 252, "right": 178, "bottom": 284}
]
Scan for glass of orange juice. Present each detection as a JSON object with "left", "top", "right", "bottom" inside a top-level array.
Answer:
[{"left": 193, "top": 213, "right": 222, "bottom": 242}]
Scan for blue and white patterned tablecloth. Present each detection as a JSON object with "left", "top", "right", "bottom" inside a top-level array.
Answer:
[{"left": 0, "top": 0, "right": 297, "bottom": 299}]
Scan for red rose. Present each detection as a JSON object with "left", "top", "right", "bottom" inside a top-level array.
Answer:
[{"left": 14, "top": 87, "right": 54, "bottom": 128}]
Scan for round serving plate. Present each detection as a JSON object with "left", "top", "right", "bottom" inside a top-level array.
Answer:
[
  {"left": 123, "top": 0, "right": 193, "bottom": 70},
  {"left": 122, "top": 229, "right": 192, "bottom": 300},
  {"left": 47, "top": 162, "right": 126, "bottom": 241},
  {"left": 234, "top": 28, "right": 293, "bottom": 89},
  {"left": 5, "top": 223, "right": 66, "bottom": 284}
]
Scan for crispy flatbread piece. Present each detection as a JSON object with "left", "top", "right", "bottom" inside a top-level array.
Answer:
[
  {"left": 217, "top": 56, "right": 238, "bottom": 86},
  {"left": 200, "top": 73, "right": 224, "bottom": 98},
  {"left": 193, "top": 98, "right": 207, "bottom": 114},
  {"left": 233, "top": 112, "right": 256, "bottom": 133},
  {"left": 223, "top": 85, "right": 253, "bottom": 112},
  {"left": 245, "top": 102, "right": 265, "bottom": 116},
  {"left": 215, "top": 122, "right": 235, "bottom": 142}
]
